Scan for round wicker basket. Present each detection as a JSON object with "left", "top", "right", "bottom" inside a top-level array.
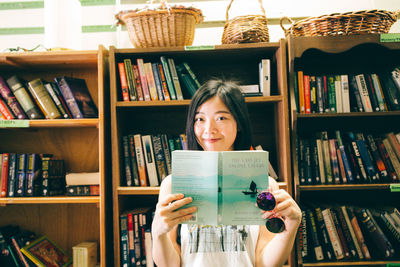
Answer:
[
  {"left": 280, "top": 9, "right": 399, "bottom": 37},
  {"left": 116, "top": 5, "right": 203, "bottom": 48},
  {"left": 221, "top": 0, "right": 269, "bottom": 44}
]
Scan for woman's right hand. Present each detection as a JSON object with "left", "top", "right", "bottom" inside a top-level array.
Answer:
[{"left": 151, "top": 193, "right": 197, "bottom": 237}]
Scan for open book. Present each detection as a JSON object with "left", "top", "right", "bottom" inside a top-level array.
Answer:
[{"left": 171, "top": 150, "right": 269, "bottom": 225}]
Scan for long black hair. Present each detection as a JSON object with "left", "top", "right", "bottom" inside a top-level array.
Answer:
[{"left": 185, "top": 79, "right": 252, "bottom": 150}]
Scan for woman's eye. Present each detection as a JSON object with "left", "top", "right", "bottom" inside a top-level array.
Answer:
[
  {"left": 195, "top": 117, "right": 203, "bottom": 122},
  {"left": 217, "top": 116, "right": 227, "bottom": 121}
]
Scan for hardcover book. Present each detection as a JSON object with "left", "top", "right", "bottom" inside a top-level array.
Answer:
[
  {"left": 0, "top": 76, "right": 27, "bottom": 119},
  {"left": 54, "top": 77, "right": 98, "bottom": 118},
  {"left": 21, "top": 236, "right": 72, "bottom": 267},
  {"left": 171, "top": 150, "right": 269, "bottom": 225},
  {"left": 27, "top": 78, "right": 62, "bottom": 119}
]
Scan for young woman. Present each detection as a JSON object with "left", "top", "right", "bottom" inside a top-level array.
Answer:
[{"left": 151, "top": 79, "right": 301, "bottom": 267}]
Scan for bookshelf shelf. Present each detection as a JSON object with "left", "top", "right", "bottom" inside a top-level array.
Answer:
[
  {"left": 0, "top": 46, "right": 111, "bottom": 266},
  {"left": 0, "top": 196, "right": 100, "bottom": 204},
  {"left": 288, "top": 34, "right": 400, "bottom": 267},
  {"left": 109, "top": 40, "right": 292, "bottom": 266}
]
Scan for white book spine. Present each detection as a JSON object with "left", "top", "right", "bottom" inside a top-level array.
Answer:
[
  {"left": 334, "top": 77, "right": 343, "bottom": 113},
  {"left": 322, "top": 208, "right": 344, "bottom": 260},
  {"left": 341, "top": 206, "right": 364, "bottom": 259},
  {"left": 260, "top": 59, "right": 271, "bottom": 96},
  {"left": 355, "top": 74, "right": 373, "bottom": 112},
  {"left": 340, "top": 75, "right": 350, "bottom": 113},
  {"left": 144, "top": 62, "right": 158, "bottom": 101},
  {"left": 142, "top": 135, "right": 159, "bottom": 186}
]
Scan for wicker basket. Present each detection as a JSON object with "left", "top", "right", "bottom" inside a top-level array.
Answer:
[
  {"left": 116, "top": 2, "right": 203, "bottom": 48},
  {"left": 222, "top": 0, "right": 269, "bottom": 44},
  {"left": 280, "top": 9, "right": 399, "bottom": 37}
]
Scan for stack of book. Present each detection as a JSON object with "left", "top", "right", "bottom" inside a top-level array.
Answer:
[
  {"left": 300, "top": 205, "right": 400, "bottom": 263},
  {"left": 0, "top": 75, "right": 97, "bottom": 120},
  {"left": 121, "top": 133, "right": 187, "bottom": 187},
  {"left": 297, "top": 131, "right": 400, "bottom": 185},
  {"left": 0, "top": 225, "right": 71, "bottom": 267},
  {"left": 119, "top": 208, "right": 153, "bottom": 267},
  {"left": 294, "top": 67, "right": 400, "bottom": 113},
  {"left": 66, "top": 172, "right": 100, "bottom": 196},
  {"left": 0, "top": 153, "right": 67, "bottom": 197}
]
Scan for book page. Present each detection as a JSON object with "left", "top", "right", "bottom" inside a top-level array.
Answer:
[
  {"left": 171, "top": 151, "right": 219, "bottom": 224},
  {"left": 220, "top": 151, "right": 269, "bottom": 225}
]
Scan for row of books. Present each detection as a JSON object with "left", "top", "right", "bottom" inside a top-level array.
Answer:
[
  {"left": 0, "top": 225, "right": 71, "bottom": 267},
  {"left": 121, "top": 133, "right": 187, "bottom": 187},
  {"left": 119, "top": 207, "right": 154, "bottom": 267},
  {"left": 0, "top": 75, "right": 97, "bottom": 120},
  {"left": 300, "top": 205, "right": 400, "bottom": 263},
  {"left": 297, "top": 131, "right": 400, "bottom": 185},
  {"left": 294, "top": 68, "right": 400, "bottom": 114},
  {"left": 118, "top": 57, "right": 200, "bottom": 102}
]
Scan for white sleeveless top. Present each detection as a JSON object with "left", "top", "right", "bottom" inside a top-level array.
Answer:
[{"left": 180, "top": 224, "right": 259, "bottom": 267}]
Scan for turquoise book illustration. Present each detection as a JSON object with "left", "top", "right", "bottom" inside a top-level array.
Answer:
[{"left": 172, "top": 150, "right": 269, "bottom": 225}]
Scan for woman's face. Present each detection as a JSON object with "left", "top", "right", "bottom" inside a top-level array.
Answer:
[{"left": 194, "top": 96, "right": 237, "bottom": 151}]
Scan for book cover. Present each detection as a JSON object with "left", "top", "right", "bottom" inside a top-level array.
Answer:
[
  {"left": 151, "top": 62, "right": 164, "bottom": 101},
  {"left": 167, "top": 58, "right": 184, "bottom": 100},
  {"left": 379, "top": 72, "right": 400, "bottom": 111},
  {"left": 371, "top": 73, "right": 387, "bottom": 111},
  {"left": 330, "top": 208, "right": 351, "bottom": 259},
  {"left": 365, "top": 74, "right": 381, "bottom": 111},
  {"left": 376, "top": 137, "right": 398, "bottom": 182},
  {"left": 0, "top": 153, "right": 9, "bottom": 197},
  {"left": 54, "top": 77, "right": 98, "bottom": 118},
  {"left": 259, "top": 59, "right": 271, "bottom": 96},
  {"left": 21, "top": 235, "right": 72, "bottom": 267},
  {"left": 160, "top": 56, "right": 176, "bottom": 100},
  {"left": 44, "top": 82, "right": 70, "bottom": 119},
  {"left": 25, "top": 153, "right": 42, "bottom": 197},
  {"left": 132, "top": 64, "right": 145, "bottom": 101},
  {"left": 349, "top": 75, "right": 364, "bottom": 112},
  {"left": 303, "top": 75, "right": 311, "bottom": 114},
  {"left": 182, "top": 62, "right": 201, "bottom": 89},
  {"left": 142, "top": 135, "right": 159, "bottom": 187},
  {"left": 124, "top": 59, "right": 137, "bottom": 101},
  {"left": 119, "top": 214, "right": 130, "bottom": 267},
  {"left": 143, "top": 62, "right": 158, "bottom": 101},
  {"left": 321, "top": 208, "right": 344, "bottom": 260},
  {"left": 314, "top": 207, "right": 335, "bottom": 260},
  {"left": 0, "top": 76, "right": 27, "bottom": 119},
  {"left": 7, "top": 74, "right": 43, "bottom": 118},
  {"left": 327, "top": 75, "right": 336, "bottom": 112},
  {"left": 136, "top": 59, "right": 151, "bottom": 101},
  {"left": 118, "top": 62, "right": 130, "bottom": 102},
  {"left": 334, "top": 75, "right": 343, "bottom": 113},
  {"left": 152, "top": 134, "right": 168, "bottom": 182},
  {"left": 171, "top": 150, "right": 269, "bottom": 225},
  {"left": 355, "top": 74, "right": 373, "bottom": 112},
  {"left": 157, "top": 63, "right": 171, "bottom": 101},
  {"left": 7, "top": 153, "right": 17, "bottom": 197},
  {"left": 27, "top": 78, "right": 62, "bottom": 119},
  {"left": 15, "top": 153, "right": 28, "bottom": 197},
  {"left": 65, "top": 172, "right": 99, "bottom": 186},
  {"left": 128, "top": 134, "right": 140, "bottom": 187},
  {"left": 340, "top": 75, "right": 351, "bottom": 113},
  {"left": 305, "top": 209, "right": 324, "bottom": 261},
  {"left": 134, "top": 134, "right": 148, "bottom": 187},
  {"left": 315, "top": 76, "right": 324, "bottom": 113},
  {"left": 310, "top": 76, "right": 317, "bottom": 113},
  {"left": 72, "top": 241, "right": 97, "bottom": 267},
  {"left": 297, "top": 71, "right": 305, "bottom": 113},
  {"left": 122, "top": 135, "right": 133, "bottom": 186},
  {"left": 49, "top": 80, "right": 73, "bottom": 118}
]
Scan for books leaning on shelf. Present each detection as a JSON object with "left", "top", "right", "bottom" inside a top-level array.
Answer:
[
  {"left": 300, "top": 204, "right": 400, "bottom": 264},
  {"left": 294, "top": 67, "right": 400, "bottom": 113},
  {"left": 66, "top": 172, "right": 100, "bottom": 196},
  {"left": 171, "top": 150, "right": 269, "bottom": 225},
  {"left": 121, "top": 133, "right": 185, "bottom": 187},
  {"left": 297, "top": 130, "right": 400, "bottom": 185},
  {"left": 0, "top": 74, "right": 97, "bottom": 120}
]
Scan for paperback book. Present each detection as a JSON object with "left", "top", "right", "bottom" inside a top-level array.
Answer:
[{"left": 171, "top": 150, "right": 269, "bottom": 225}]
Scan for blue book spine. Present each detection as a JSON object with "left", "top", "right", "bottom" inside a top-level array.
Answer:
[
  {"left": 356, "top": 140, "right": 378, "bottom": 182},
  {"left": 120, "top": 214, "right": 130, "bottom": 267},
  {"left": 15, "top": 154, "right": 27, "bottom": 197},
  {"left": 339, "top": 146, "right": 354, "bottom": 183}
]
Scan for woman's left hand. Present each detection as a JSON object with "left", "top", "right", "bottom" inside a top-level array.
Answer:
[{"left": 260, "top": 189, "right": 302, "bottom": 232}]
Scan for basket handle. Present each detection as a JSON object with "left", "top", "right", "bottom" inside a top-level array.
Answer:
[
  {"left": 280, "top": 16, "right": 294, "bottom": 35},
  {"left": 225, "top": 0, "right": 266, "bottom": 21}
]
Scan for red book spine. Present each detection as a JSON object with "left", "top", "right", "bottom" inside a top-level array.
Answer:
[
  {"left": 0, "top": 97, "right": 15, "bottom": 120},
  {"left": 132, "top": 65, "right": 144, "bottom": 101},
  {"left": 303, "top": 74, "right": 311, "bottom": 114},
  {"left": 118, "top": 63, "right": 130, "bottom": 102},
  {"left": 0, "top": 153, "right": 9, "bottom": 197},
  {"left": 158, "top": 63, "right": 171, "bottom": 101}
]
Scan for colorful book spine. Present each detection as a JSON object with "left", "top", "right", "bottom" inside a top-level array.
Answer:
[
  {"left": 0, "top": 153, "right": 10, "bottom": 197},
  {"left": 142, "top": 135, "right": 159, "bottom": 186},
  {"left": 136, "top": 59, "right": 151, "bottom": 101},
  {"left": 118, "top": 62, "right": 130, "bottom": 102},
  {"left": 132, "top": 65, "right": 144, "bottom": 101},
  {"left": 158, "top": 63, "right": 171, "bottom": 101},
  {"left": 167, "top": 58, "right": 184, "bottom": 100},
  {"left": 0, "top": 76, "right": 27, "bottom": 119},
  {"left": 124, "top": 59, "right": 137, "bottom": 101},
  {"left": 303, "top": 75, "right": 311, "bottom": 114},
  {"left": 27, "top": 78, "right": 61, "bottom": 119},
  {"left": 7, "top": 73, "right": 45, "bottom": 119},
  {"left": 44, "top": 82, "right": 69, "bottom": 118},
  {"left": 0, "top": 97, "right": 14, "bottom": 119},
  {"left": 134, "top": 134, "right": 148, "bottom": 187},
  {"left": 297, "top": 71, "right": 305, "bottom": 113},
  {"left": 143, "top": 62, "right": 158, "bottom": 101},
  {"left": 152, "top": 63, "right": 164, "bottom": 101},
  {"left": 7, "top": 153, "right": 17, "bottom": 197},
  {"left": 160, "top": 56, "right": 176, "bottom": 100},
  {"left": 15, "top": 153, "right": 27, "bottom": 197}
]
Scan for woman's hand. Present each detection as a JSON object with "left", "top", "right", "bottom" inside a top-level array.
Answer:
[
  {"left": 260, "top": 189, "right": 302, "bottom": 232},
  {"left": 151, "top": 193, "right": 197, "bottom": 237}
]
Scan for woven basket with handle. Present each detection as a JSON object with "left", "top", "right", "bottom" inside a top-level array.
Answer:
[
  {"left": 221, "top": 0, "right": 269, "bottom": 44},
  {"left": 280, "top": 9, "right": 399, "bottom": 37},
  {"left": 116, "top": 1, "right": 203, "bottom": 48}
]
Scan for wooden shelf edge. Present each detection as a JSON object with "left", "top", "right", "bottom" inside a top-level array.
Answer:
[
  {"left": 0, "top": 196, "right": 100, "bottom": 204},
  {"left": 303, "top": 260, "right": 400, "bottom": 266},
  {"left": 297, "top": 111, "right": 400, "bottom": 118},
  {"left": 118, "top": 187, "right": 160, "bottom": 195},
  {"left": 115, "top": 96, "right": 284, "bottom": 107},
  {"left": 0, "top": 118, "right": 99, "bottom": 128},
  {"left": 300, "top": 183, "right": 395, "bottom": 191}
]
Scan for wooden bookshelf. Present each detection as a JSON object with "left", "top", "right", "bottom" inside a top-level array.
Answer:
[
  {"left": 0, "top": 46, "right": 111, "bottom": 266},
  {"left": 287, "top": 34, "right": 400, "bottom": 267},
  {"left": 109, "top": 40, "right": 293, "bottom": 266}
]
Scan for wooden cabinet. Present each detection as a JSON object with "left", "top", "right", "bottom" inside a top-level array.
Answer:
[
  {"left": 287, "top": 34, "right": 400, "bottom": 266},
  {"left": 109, "top": 39, "right": 293, "bottom": 266},
  {"left": 0, "top": 46, "right": 111, "bottom": 266}
]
